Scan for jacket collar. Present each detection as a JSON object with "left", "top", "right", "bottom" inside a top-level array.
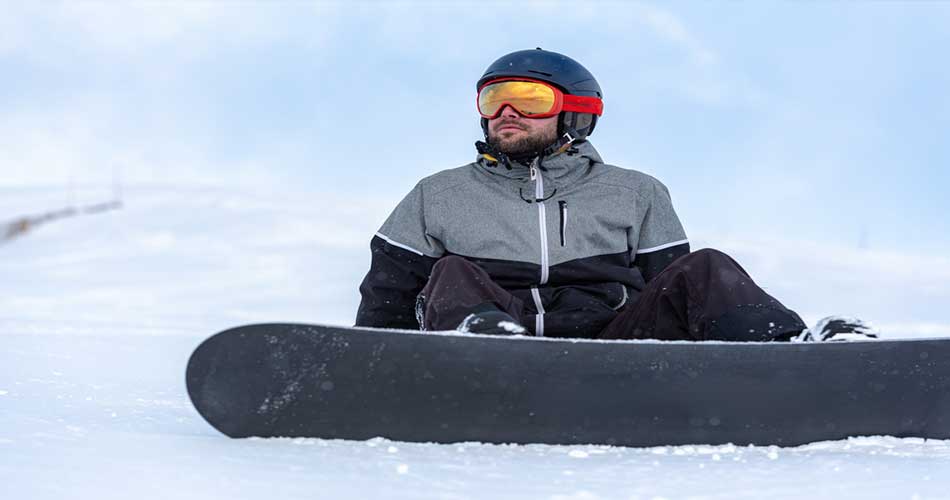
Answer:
[{"left": 475, "top": 140, "right": 603, "bottom": 185}]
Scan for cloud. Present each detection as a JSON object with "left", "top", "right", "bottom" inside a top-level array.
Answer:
[
  {"left": 634, "top": 3, "right": 719, "bottom": 67},
  {"left": 1, "top": 2, "right": 733, "bottom": 191},
  {"left": 0, "top": 3, "right": 350, "bottom": 189},
  {"left": 2, "top": 2, "right": 338, "bottom": 56},
  {"left": 0, "top": 94, "right": 298, "bottom": 191},
  {"left": 54, "top": 2, "right": 225, "bottom": 53}
]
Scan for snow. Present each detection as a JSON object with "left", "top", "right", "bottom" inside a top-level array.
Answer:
[
  {"left": 499, "top": 320, "right": 528, "bottom": 334},
  {"left": 3, "top": 186, "right": 950, "bottom": 500}
]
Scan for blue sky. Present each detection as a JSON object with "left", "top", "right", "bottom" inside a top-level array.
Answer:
[{"left": 3, "top": 1, "right": 950, "bottom": 256}]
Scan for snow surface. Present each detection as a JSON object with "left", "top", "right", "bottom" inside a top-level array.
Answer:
[{"left": 3, "top": 186, "right": 950, "bottom": 500}]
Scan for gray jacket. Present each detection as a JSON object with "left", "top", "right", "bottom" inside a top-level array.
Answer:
[{"left": 357, "top": 141, "right": 689, "bottom": 337}]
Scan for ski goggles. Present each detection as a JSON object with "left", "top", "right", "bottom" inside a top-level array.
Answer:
[{"left": 477, "top": 78, "right": 604, "bottom": 119}]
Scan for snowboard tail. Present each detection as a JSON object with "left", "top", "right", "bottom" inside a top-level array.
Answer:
[{"left": 186, "top": 323, "right": 950, "bottom": 447}]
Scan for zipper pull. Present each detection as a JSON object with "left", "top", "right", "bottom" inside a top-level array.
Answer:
[{"left": 530, "top": 166, "right": 537, "bottom": 181}]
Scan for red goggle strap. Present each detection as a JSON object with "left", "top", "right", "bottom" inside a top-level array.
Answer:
[{"left": 562, "top": 94, "right": 604, "bottom": 116}]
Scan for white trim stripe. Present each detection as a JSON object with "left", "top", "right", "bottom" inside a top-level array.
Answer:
[
  {"left": 635, "top": 239, "right": 690, "bottom": 255},
  {"left": 375, "top": 232, "right": 424, "bottom": 256}
]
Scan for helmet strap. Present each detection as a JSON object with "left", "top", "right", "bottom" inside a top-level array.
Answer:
[
  {"left": 539, "top": 127, "right": 580, "bottom": 158},
  {"left": 475, "top": 140, "right": 514, "bottom": 170}
]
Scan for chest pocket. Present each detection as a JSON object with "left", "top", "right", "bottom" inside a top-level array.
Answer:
[{"left": 547, "top": 194, "right": 631, "bottom": 262}]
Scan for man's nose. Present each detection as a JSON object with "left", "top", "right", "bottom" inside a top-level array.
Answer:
[{"left": 499, "top": 104, "right": 521, "bottom": 118}]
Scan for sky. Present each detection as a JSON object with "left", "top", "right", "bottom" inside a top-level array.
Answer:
[{"left": 3, "top": 1, "right": 949, "bottom": 259}]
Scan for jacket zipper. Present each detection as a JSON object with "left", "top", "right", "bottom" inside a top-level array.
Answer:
[
  {"left": 558, "top": 200, "right": 567, "bottom": 246},
  {"left": 530, "top": 163, "right": 548, "bottom": 337}
]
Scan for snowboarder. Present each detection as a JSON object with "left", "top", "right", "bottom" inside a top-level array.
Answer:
[{"left": 355, "top": 48, "right": 877, "bottom": 342}]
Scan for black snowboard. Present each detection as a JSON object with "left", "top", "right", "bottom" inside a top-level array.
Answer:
[{"left": 186, "top": 323, "right": 950, "bottom": 447}]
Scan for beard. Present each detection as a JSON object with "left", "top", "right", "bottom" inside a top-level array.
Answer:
[{"left": 488, "top": 126, "right": 559, "bottom": 158}]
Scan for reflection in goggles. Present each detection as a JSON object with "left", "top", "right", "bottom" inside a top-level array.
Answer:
[{"left": 478, "top": 81, "right": 557, "bottom": 117}]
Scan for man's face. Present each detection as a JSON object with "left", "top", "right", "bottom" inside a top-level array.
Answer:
[{"left": 487, "top": 105, "right": 559, "bottom": 157}]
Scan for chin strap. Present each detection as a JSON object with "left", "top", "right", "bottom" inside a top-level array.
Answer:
[{"left": 539, "top": 126, "right": 581, "bottom": 159}]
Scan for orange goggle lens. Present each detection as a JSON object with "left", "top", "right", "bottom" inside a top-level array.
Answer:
[{"left": 477, "top": 80, "right": 558, "bottom": 118}]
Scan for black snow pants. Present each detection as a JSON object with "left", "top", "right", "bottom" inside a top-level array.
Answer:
[{"left": 419, "top": 249, "right": 807, "bottom": 342}]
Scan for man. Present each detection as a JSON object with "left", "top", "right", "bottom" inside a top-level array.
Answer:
[{"left": 356, "top": 48, "right": 877, "bottom": 342}]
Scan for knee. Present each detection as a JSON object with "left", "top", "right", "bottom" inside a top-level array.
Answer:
[
  {"left": 673, "top": 248, "right": 747, "bottom": 283},
  {"left": 670, "top": 248, "right": 729, "bottom": 271},
  {"left": 683, "top": 248, "right": 730, "bottom": 263}
]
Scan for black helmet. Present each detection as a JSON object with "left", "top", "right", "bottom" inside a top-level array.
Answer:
[{"left": 477, "top": 48, "right": 602, "bottom": 142}]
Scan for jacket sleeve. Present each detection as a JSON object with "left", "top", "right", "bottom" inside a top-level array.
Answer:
[
  {"left": 355, "top": 182, "right": 444, "bottom": 329},
  {"left": 630, "top": 179, "right": 690, "bottom": 283}
]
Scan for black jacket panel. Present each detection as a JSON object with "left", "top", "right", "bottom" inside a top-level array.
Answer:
[{"left": 356, "top": 236, "right": 436, "bottom": 329}]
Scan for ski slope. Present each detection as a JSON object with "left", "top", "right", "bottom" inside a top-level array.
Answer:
[{"left": 3, "top": 186, "right": 949, "bottom": 500}]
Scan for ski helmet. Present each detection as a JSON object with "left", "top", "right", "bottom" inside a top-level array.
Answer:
[{"left": 477, "top": 48, "right": 603, "bottom": 142}]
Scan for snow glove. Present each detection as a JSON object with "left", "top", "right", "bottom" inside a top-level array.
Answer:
[
  {"left": 458, "top": 303, "right": 528, "bottom": 336},
  {"left": 793, "top": 316, "right": 881, "bottom": 342}
]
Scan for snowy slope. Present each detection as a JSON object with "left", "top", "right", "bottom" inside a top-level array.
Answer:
[{"left": 2, "top": 186, "right": 950, "bottom": 500}]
